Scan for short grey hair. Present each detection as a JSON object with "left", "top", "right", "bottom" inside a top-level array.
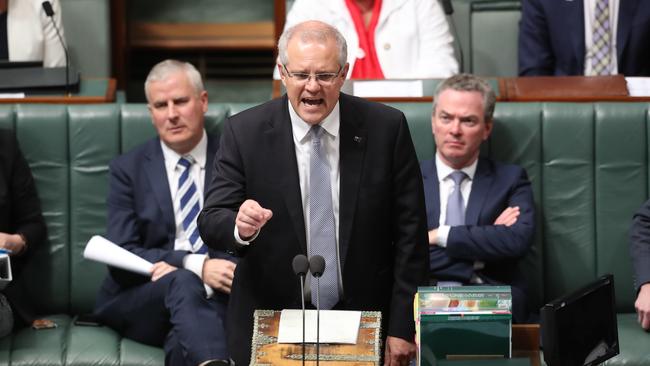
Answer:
[
  {"left": 144, "top": 60, "right": 204, "bottom": 101},
  {"left": 277, "top": 21, "right": 347, "bottom": 69},
  {"left": 432, "top": 74, "right": 496, "bottom": 121}
]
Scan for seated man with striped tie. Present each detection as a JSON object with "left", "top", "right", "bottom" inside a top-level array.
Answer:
[
  {"left": 421, "top": 74, "right": 535, "bottom": 323},
  {"left": 94, "top": 59, "right": 235, "bottom": 366}
]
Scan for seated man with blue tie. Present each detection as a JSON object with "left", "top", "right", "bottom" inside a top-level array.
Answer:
[
  {"left": 421, "top": 74, "right": 535, "bottom": 323},
  {"left": 93, "top": 60, "right": 235, "bottom": 366}
]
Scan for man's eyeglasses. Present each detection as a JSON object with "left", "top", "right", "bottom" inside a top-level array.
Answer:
[{"left": 282, "top": 65, "right": 342, "bottom": 84}]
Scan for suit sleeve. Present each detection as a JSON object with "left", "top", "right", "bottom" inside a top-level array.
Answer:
[
  {"left": 630, "top": 199, "right": 650, "bottom": 292},
  {"left": 198, "top": 117, "right": 246, "bottom": 254},
  {"left": 446, "top": 168, "right": 534, "bottom": 262},
  {"left": 106, "top": 159, "right": 186, "bottom": 268},
  {"left": 518, "top": 0, "right": 555, "bottom": 76},
  {"left": 8, "top": 136, "right": 46, "bottom": 260},
  {"left": 387, "top": 114, "right": 430, "bottom": 340}
]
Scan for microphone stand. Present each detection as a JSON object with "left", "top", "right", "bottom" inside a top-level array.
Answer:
[
  {"left": 315, "top": 276, "right": 320, "bottom": 366},
  {"left": 300, "top": 274, "right": 306, "bottom": 366}
]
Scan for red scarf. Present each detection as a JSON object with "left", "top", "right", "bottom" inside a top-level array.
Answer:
[{"left": 345, "top": 0, "right": 385, "bottom": 79}]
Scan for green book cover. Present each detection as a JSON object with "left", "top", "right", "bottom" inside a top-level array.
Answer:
[
  {"left": 416, "top": 286, "right": 512, "bottom": 364},
  {"left": 418, "top": 286, "right": 512, "bottom": 314}
]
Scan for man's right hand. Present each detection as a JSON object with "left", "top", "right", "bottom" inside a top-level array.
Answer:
[
  {"left": 150, "top": 261, "right": 177, "bottom": 282},
  {"left": 494, "top": 206, "right": 520, "bottom": 227},
  {"left": 236, "top": 199, "right": 273, "bottom": 240},
  {"left": 202, "top": 258, "right": 236, "bottom": 294},
  {"left": 635, "top": 283, "right": 650, "bottom": 330}
]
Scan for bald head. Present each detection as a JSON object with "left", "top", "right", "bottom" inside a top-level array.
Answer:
[{"left": 278, "top": 20, "right": 347, "bottom": 68}]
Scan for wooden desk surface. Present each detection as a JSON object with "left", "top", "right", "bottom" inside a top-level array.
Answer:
[
  {"left": 0, "top": 78, "right": 116, "bottom": 104},
  {"left": 273, "top": 75, "right": 650, "bottom": 103}
]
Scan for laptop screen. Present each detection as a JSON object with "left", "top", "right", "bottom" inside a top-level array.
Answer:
[{"left": 541, "top": 274, "right": 619, "bottom": 366}]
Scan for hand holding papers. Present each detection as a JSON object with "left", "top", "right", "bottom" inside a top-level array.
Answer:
[
  {"left": 277, "top": 309, "right": 361, "bottom": 344},
  {"left": 83, "top": 235, "right": 153, "bottom": 276}
]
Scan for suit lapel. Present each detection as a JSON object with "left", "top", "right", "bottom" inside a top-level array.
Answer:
[
  {"left": 465, "top": 158, "right": 493, "bottom": 225},
  {"left": 274, "top": 96, "right": 308, "bottom": 253},
  {"left": 569, "top": 0, "right": 586, "bottom": 73},
  {"left": 421, "top": 159, "right": 440, "bottom": 229},
  {"left": 339, "top": 94, "right": 367, "bottom": 269},
  {"left": 616, "top": 0, "right": 638, "bottom": 63},
  {"left": 144, "top": 140, "right": 175, "bottom": 235},
  {"left": 203, "top": 134, "right": 219, "bottom": 192}
]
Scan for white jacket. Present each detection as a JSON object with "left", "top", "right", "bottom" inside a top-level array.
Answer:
[
  {"left": 278, "top": 0, "right": 458, "bottom": 78},
  {"left": 7, "top": 0, "right": 66, "bottom": 67}
]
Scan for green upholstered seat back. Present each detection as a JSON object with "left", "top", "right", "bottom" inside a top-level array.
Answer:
[{"left": 0, "top": 101, "right": 645, "bottom": 317}]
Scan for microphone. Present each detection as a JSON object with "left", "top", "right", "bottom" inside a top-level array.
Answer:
[
  {"left": 440, "top": 0, "right": 465, "bottom": 72},
  {"left": 41, "top": 1, "right": 71, "bottom": 95},
  {"left": 309, "top": 255, "right": 326, "bottom": 366},
  {"left": 292, "top": 254, "right": 309, "bottom": 366}
]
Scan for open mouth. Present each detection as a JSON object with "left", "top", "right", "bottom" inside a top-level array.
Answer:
[{"left": 302, "top": 98, "right": 324, "bottom": 106}]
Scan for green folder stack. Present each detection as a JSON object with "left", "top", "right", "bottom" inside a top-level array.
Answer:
[{"left": 416, "top": 286, "right": 512, "bottom": 365}]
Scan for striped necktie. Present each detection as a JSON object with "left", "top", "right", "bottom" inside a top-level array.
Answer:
[{"left": 177, "top": 157, "right": 207, "bottom": 254}]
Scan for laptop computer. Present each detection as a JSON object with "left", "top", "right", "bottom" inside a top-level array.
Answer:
[{"left": 541, "top": 274, "right": 619, "bottom": 366}]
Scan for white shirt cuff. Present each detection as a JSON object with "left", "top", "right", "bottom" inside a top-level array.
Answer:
[
  {"left": 182, "top": 253, "right": 214, "bottom": 298},
  {"left": 234, "top": 225, "right": 259, "bottom": 245},
  {"left": 437, "top": 225, "right": 451, "bottom": 247}
]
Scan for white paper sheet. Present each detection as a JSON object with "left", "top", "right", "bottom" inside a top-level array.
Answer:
[
  {"left": 277, "top": 309, "right": 361, "bottom": 344},
  {"left": 353, "top": 80, "right": 423, "bottom": 98},
  {"left": 83, "top": 235, "right": 153, "bottom": 276},
  {"left": 626, "top": 77, "right": 650, "bottom": 96},
  {"left": 0, "top": 93, "right": 25, "bottom": 99}
]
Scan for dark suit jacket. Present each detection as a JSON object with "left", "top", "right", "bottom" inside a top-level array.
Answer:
[
  {"left": 0, "top": 129, "right": 46, "bottom": 325},
  {"left": 518, "top": 0, "right": 650, "bottom": 76},
  {"left": 629, "top": 199, "right": 650, "bottom": 293},
  {"left": 95, "top": 134, "right": 228, "bottom": 300},
  {"left": 421, "top": 157, "right": 534, "bottom": 320},
  {"left": 198, "top": 93, "right": 429, "bottom": 365}
]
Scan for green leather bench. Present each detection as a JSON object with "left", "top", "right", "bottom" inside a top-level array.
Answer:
[{"left": 0, "top": 101, "right": 648, "bottom": 365}]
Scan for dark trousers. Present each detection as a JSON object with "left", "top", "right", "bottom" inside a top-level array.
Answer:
[{"left": 94, "top": 269, "right": 229, "bottom": 366}]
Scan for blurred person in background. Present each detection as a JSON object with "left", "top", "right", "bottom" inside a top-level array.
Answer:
[{"left": 0, "top": 0, "right": 66, "bottom": 67}]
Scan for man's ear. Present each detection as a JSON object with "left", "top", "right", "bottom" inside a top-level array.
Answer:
[{"left": 483, "top": 119, "right": 494, "bottom": 140}]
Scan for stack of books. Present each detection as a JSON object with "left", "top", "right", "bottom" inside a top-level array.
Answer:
[{"left": 416, "top": 286, "right": 513, "bottom": 364}]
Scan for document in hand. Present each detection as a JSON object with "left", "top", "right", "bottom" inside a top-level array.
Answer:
[{"left": 83, "top": 235, "right": 153, "bottom": 276}]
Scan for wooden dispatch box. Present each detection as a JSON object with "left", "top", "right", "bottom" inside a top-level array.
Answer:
[{"left": 251, "top": 310, "right": 382, "bottom": 365}]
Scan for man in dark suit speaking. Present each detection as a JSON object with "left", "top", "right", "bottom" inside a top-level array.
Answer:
[
  {"left": 198, "top": 20, "right": 429, "bottom": 366},
  {"left": 421, "top": 74, "right": 535, "bottom": 323}
]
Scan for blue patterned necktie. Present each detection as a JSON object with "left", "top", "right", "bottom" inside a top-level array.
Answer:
[
  {"left": 177, "top": 157, "right": 207, "bottom": 254},
  {"left": 308, "top": 125, "right": 339, "bottom": 309},
  {"left": 446, "top": 170, "right": 467, "bottom": 226},
  {"left": 590, "top": 0, "right": 611, "bottom": 75}
]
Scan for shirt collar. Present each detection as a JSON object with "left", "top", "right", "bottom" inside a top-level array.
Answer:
[
  {"left": 160, "top": 129, "right": 208, "bottom": 169},
  {"left": 435, "top": 153, "right": 478, "bottom": 182},
  {"left": 287, "top": 100, "right": 340, "bottom": 142}
]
